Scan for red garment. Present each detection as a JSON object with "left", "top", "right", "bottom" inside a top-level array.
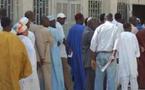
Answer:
[{"left": 136, "top": 30, "right": 145, "bottom": 89}]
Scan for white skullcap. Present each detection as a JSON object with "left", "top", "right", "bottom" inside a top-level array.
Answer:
[
  {"left": 16, "top": 17, "right": 28, "bottom": 33},
  {"left": 19, "top": 17, "right": 29, "bottom": 25},
  {"left": 47, "top": 16, "right": 55, "bottom": 21},
  {"left": 16, "top": 24, "right": 27, "bottom": 34},
  {"left": 136, "top": 18, "right": 141, "bottom": 22},
  {"left": 87, "top": 17, "right": 92, "bottom": 22},
  {"left": 57, "top": 13, "right": 66, "bottom": 18}
]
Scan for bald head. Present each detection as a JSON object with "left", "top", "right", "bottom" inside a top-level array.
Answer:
[
  {"left": 25, "top": 10, "right": 35, "bottom": 22},
  {"left": 106, "top": 13, "right": 113, "bottom": 22},
  {"left": 129, "top": 16, "right": 137, "bottom": 26},
  {"left": 75, "top": 13, "right": 84, "bottom": 25},
  {"left": 40, "top": 16, "right": 49, "bottom": 27}
]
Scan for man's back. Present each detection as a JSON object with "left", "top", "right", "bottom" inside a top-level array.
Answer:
[
  {"left": 35, "top": 25, "right": 52, "bottom": 63},
  {"left": 67, "top": 24, "right": 85, "bottom": 50},
  {"left": 118, "top": 32, "right": 140, "bottom": 60},
  {"left": 0, "top": 32, "right": 32, "bottom": 90},
  {"left": 117, "top": 32, "right": 140, "bottom": 78},
  {"left": 90, "top": 21, "right": 119, "bottom": 52},
  {"left": 82, "top": 26, "right": 94, "bottom": 68}
]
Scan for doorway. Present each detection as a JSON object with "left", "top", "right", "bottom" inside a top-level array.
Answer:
[{"left": 133, "top": 4, "right": 145, "bottom": 24}]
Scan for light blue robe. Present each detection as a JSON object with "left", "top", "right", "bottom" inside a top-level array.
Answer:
[{"left": 48, "top": 27, "right": 65, "bottom": 90}]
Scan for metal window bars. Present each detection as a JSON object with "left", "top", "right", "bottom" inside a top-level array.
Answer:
[
  {"left": 33, "top": 0, "right": 49, "bottom": 24},
  {"left": 0, "top": 0, "right": 13, "bottom": 21},
  {"left": 88, "top": 0, "right": 102, "bottom": 19},
  {"left": 117, "top": 0, "right": 128, "bottom": 22}
]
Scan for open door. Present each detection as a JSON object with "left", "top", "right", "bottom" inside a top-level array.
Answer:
[{"left": 133, "top": 4, "right": 145, "bottom": 24}]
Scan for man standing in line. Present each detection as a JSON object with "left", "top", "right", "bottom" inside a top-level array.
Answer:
[
  {"left": 112, "top": 13, "right": 124, "bottom": 33},
  {"left": 90, "top": 13, "right": 119, "bottom": 90},
  {"left": 99, "top": 13, "right": 106, "bottom": 25},
  {"left": 56, "top": 13, "right": 73, "bottom": 90},
  {"left": 136, "top": 28, "right": 145, "bottom": 89},
  {"left": 16, "top": 17, "right": 40, "bottom": 90},
  {"left": 67, "top": 13, "right": 85, "bottom": 90},
  {"left": 35, "top": 16, "right": 53, "bottom": 90},
  {"left": 0, "top": 17, "right": 32, "bottom": 90},
  {"left": 82, "top": 17, "right": 99, "bottom": 90},
  {"left": 25, "top": 11, "right": 37, "bottom": 46},
  {"left": 129, "top": 16, "right": 138, "bottom": 34},
  {"left": 47, "top": 16, "right": 65, "bottom": 90},
  {"left": 113, "top": 23, "right": 140, "bottom": 90},
  {"left": 112, "top": 13, "right": 124, "bottom": 89}
]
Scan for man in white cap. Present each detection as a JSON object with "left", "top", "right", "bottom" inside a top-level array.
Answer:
[
  {"left": 56, "top": 13, "right": 73, "bottom": 90},
  {"left": 47, "top": 15, "right": 65, "bottom": 90},
  {"left": 16, "top": 17, "right": 40, "bottom": 90}
]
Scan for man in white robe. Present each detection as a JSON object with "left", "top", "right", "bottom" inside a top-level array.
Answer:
[
  {"left": 112, "top": 13, "right": 124, "bottom": 33},
  {"left": 112, "top": 13, "right": 124, "bottom": 89},
  {"left": 47, "top": 16, "right": 65, "bottom": 90},
  {"left": 56, "top": 13, "right": 73, "bottom": 90},
  {"left": 24, "top": 11, "right": 36, "bottom": 46},
  {"left": 16, "top": 17, "right": 40, "bottom": 90},
  {"left": 113, "top": 23, "right": 140, "bottom": 90}
]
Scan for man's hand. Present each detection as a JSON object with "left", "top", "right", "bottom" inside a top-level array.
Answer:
[
  {"left": 40, "top": 58, "right": 46, "bottom": 66},
  {"left": 91, "top": 60, "right": 96, "bottom": 70},
  {"left": 37, "top": 61, "right": 42, "bottom": 68},
  {"left": 141, "top": 46, "right": 145, "bottom": 53},
  {"left": 109, "top": 55, "right": 115, "bottom": 63},
  {"left": 57, "top": 41, "right": 61, "bottom": 47}
]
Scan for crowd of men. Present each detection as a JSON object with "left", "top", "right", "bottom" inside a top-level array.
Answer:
[{"left": 0, "top": 8, "right": 145, "bottom": 90}]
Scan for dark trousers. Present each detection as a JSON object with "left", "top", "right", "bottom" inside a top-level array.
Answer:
[{"left": 85, "top": 67, "right": 95, "bottom": 90}]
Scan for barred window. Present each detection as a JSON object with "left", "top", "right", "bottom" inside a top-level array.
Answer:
[
  {"left": 56, "top": 2, "right": 68, "bottom": 18},
  {"left": 88, "top": 0, "right": 102, "bottom": 19},
  {"left": 33, "top": 0, "right": 49, "bottom": 24},
  {"left": 70, "top": 4, "right": 81, "bottom": 20},
  {"left": 56, "top": 1, "right": 81, "bottom": 20},
  {"left": 117, "top": 0, "right": 128, "bottom": 22},
  {"left": 56, "top": 1, "right": 81, "bottom": 35},
  {"left": 0, "top": 0, "right": 13, "bottom": 21}
]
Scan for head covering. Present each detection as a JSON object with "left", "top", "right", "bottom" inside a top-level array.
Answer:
[
  {"left": 16, "top": 17, "right": 28, "bottom": 33},
  {"left": 87, "top": 17, "right": 92, "bottom": 22},
  {"left": 57, "top": 13, "right": 66, "bottom": 18},
  {"left": 47, "top": 16, "right": 55, "bottom": 21},
  {"left": 136, "top": 17, "right": 141, "bottom": 22},
  {"left": 19, "top": 17, "right": 29, "bottom": 25}
]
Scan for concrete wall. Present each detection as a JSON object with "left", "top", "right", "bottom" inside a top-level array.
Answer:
[
  {"left": 12, "top": 0, "right": 145, "bottom": 23},
  {"left": 102, "top": 0, "right": 117, "bottom": 15},
  {"left": 13, "top": 0, "right": 33, "bottom": 23}
]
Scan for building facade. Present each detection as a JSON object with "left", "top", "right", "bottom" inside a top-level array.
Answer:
[{"left": 0, "top": 0, "right": 145, "bottom": 30}]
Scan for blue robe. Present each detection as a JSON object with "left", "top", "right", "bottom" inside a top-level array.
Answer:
[
  {"left": 67, "top": 24, "right": 85, "bottom": 90},
  {"left": 48, "top": 27, "right": 65, "bottom": 90}
]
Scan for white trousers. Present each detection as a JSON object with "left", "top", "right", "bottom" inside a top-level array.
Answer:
[{"left": 121, "top": 76, "right": 138, "bottom": 90}]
